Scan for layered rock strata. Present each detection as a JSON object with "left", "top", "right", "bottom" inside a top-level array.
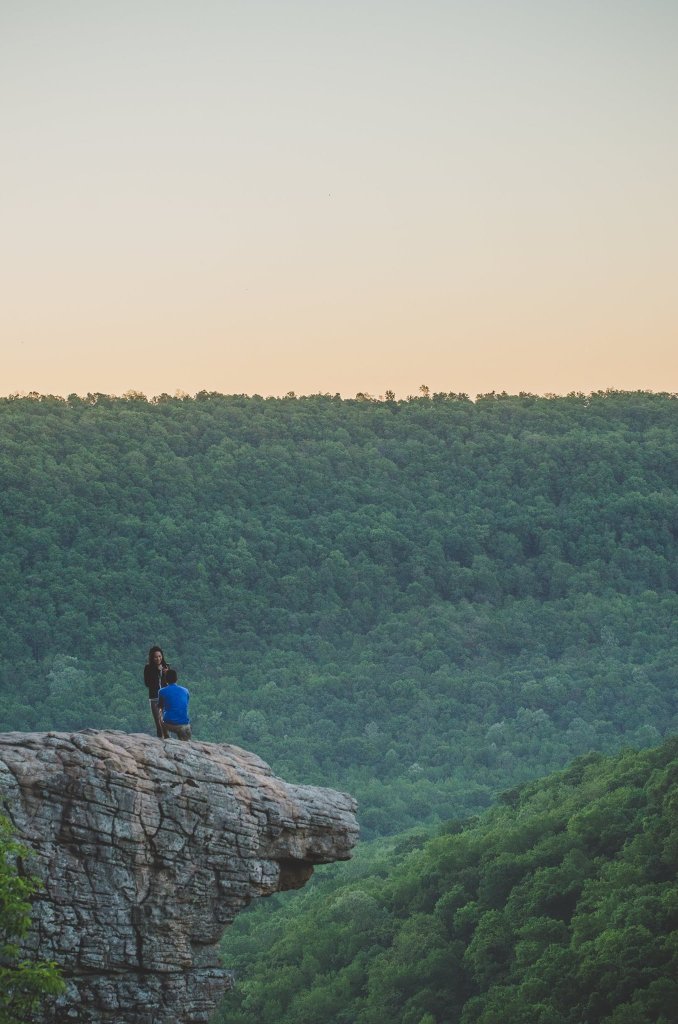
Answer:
[{"left": 0, "top": 730, "right": 358, "bottom": 1023}]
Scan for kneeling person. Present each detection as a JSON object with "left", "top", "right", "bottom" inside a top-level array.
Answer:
[{"left": 158, "top": 669, "right": 192, "bottom": 741}]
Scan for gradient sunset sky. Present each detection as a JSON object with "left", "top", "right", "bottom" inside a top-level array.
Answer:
[{"left": 2, "top": 0, "right": 677, "bottom": 399}]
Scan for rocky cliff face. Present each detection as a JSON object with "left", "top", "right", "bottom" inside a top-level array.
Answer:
[{"left": 0, "top": 730, "right": 358, "bottom": 1024}]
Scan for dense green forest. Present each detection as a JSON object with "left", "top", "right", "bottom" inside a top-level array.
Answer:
[
  {"left": 1, "top": 390, "right": 677, "bottom": 835},
  {"left": 215, "top": 738, "right": 678, "bottom": 1024}
]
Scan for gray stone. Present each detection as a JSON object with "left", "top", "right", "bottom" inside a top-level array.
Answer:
[{"left": 0, "top": 730, "right": 358, "bottom": 1023}]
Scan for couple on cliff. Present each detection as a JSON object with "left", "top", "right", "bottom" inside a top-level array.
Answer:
[{"left": 143, "top": 646, "right": 192, "bottom": 741}]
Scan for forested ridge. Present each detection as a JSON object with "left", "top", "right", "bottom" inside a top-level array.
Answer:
[
  {"left": 216, "top": 738, "right": 678, "bottom": 1024},
  {"left": 1, "top": 389, "right": 677, "bottom": 835}
]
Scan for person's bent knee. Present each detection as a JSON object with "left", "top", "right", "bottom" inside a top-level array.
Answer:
[{"left": 166, "top": 723, "right": 192, "bottom": 741}]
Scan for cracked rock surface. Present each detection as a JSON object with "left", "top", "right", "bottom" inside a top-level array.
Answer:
[{"left": 0, "top": 730, "right": 358, "bottom": 1023}]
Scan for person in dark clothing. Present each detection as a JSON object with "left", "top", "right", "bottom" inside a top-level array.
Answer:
[
  {"left": 144, "top": 645, "right": 169, "bottom": 738},
  {"left": 158, "top": 668, "right": 191, "bottom": 741}
]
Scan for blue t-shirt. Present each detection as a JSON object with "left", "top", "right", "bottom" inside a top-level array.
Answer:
[{"left": 158, "top": 683, "right": 190, "bottom": 725}]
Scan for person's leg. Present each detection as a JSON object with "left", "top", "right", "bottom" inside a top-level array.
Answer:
[
  {"left": 165, "top": 723, "right": 191, "bottom": 741},
  {"left": 150, "top": 700, "right": 164, "bottom": 738}
]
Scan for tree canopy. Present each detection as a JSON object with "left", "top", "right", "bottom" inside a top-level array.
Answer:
[
  {"left": 2, "top": 389, "right": 677, "bottom": 1022},
  {"left": 215, "top": 737, "right": 678, "bottom": 1024},
  {"left": 1, "top": 390, "right": 677, "bottom": 834}
]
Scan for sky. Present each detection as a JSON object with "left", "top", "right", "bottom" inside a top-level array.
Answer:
[{"left": 1, "top": 0, "right": 677, "bottom": 400}]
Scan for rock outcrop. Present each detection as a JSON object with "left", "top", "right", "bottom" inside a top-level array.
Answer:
[{"left": 0, "top": 730, "right": 358, "bottom": 1023}]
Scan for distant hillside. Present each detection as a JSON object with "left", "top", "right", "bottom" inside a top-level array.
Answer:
[
  {"left": 1, "top": 390, "right": 677, "bottom": 833},
  {"left": 216, "top": 737, "right": 678, "bottom": 1024}
]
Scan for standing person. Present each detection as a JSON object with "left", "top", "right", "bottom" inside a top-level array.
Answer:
[
  {"left": 158, "top": 669, "right": 192, "bottom": 741},
  {"left": 144, "top": 646, "right": 169, "bottom": 738}
]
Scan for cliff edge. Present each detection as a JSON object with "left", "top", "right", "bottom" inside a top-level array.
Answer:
[{"left": 0, "top": 730, "right": 359, "bottom": 1023}]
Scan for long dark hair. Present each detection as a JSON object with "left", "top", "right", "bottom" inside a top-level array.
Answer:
[{"left": 147, "top": 645, "right": 168, "bottom": 668}]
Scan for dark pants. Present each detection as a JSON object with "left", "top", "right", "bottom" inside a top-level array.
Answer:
[{"left": 149, "top": 699, "right": 164, "bottom": 738}]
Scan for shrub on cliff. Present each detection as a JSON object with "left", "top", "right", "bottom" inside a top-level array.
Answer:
[{"left": 0, "top": 815, "right": 64, "bottom": 1024}]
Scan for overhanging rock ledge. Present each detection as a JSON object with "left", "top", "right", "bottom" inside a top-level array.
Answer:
[{"left": 0, "top": 729, "right": 359, "bottom": 1024}]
